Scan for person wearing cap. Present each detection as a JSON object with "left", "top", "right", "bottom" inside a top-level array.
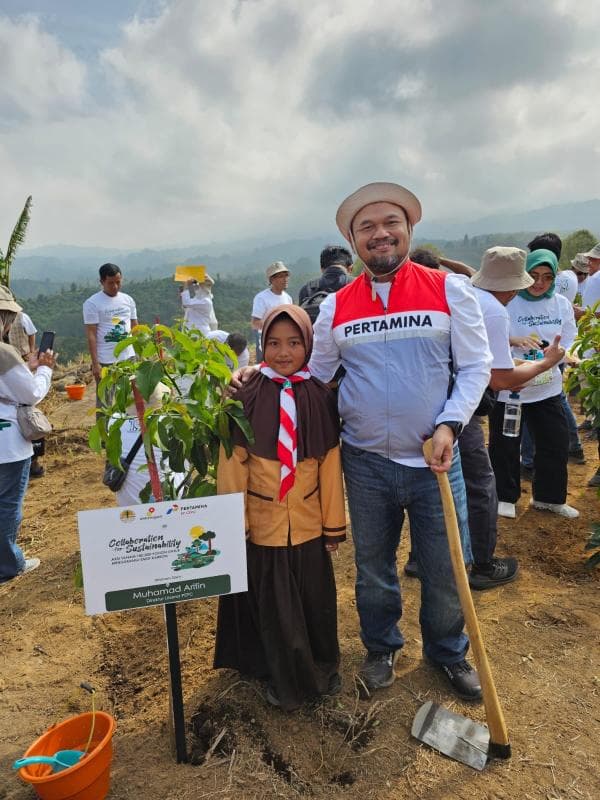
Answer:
[
  {"left": 251, "top": 262, "right": 293, "bottom": 361},
  {"left": 580, "top": 243, "right": 600, "bottom": 310},
  {"left": 0, "top": 286, "right": 56, "bottom": 582},
  {"left": 308, "top": 182, "right": 492, "bottom": 701},
  {"left": 489, "top": 249, "right": 579, "bottom": 519},
  {"left": 468, "top": 248, "right": 566, "bottom": 547},
  {"left": 181, "top": 274, "right": 218, "bottom": 335}
]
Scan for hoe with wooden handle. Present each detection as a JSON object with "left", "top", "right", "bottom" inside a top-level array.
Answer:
[{"left": 411, "top": 439, "right": 511, "bottom": 770}]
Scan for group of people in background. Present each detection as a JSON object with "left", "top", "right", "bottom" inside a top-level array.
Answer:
[{"left": 2, "top": 182, "right": 599, "bottom": 725}]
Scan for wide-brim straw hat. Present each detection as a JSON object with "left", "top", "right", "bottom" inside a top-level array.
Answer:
[
  {"left": 581, "top": 243, "right": 600, "bottom": 260},
  {"left": 336, "top": 182, "right": 422, "bottom": 242},
  {"left": 471, "top": 246, "right": 533, "bottom": 292},
  {"left": 0, "top": 285, "right": 23, "bottom": 313}
]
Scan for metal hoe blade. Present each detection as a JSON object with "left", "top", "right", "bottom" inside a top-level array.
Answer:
[{"left": 411, "top": 701, "right": 490, "bottom": 771}]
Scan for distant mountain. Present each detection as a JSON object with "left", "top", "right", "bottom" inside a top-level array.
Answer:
[
  {"left": 11, "top": 198, "right": 599, "bottom": 293},
  {"left": 418, "top": 199, "right": 600, "bottom": 240}
]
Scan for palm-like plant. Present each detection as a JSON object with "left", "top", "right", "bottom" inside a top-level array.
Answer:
[{"left": 0, "top": 196, "right": 33, "bottom": 287}]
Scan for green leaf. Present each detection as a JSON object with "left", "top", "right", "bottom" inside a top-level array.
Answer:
[
  {"left": 168, "top": 437, "right": 185, "bottom": 473},
  {"left": 206, "top": 360, "right": 232, "bottom": 382},
  {"left": 88, "top": 424, "right": 102, "bottom": 453},
  {"left": 106, "top": 420, "right": 124, "bottom": 467},
  {"left": 190, "top": 441, "right": 208, "bottom": 476},
  {"left": 135, "top": 361, "right": 164, "bottom": 401},
  {"left": 228, "top": 408, "right": 254, "bottom": 444}
]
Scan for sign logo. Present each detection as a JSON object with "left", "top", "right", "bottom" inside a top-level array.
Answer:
[
  {"left": 171, "top": 525, "right": 221, "bottom": 571},
  {"left": 120, "top": 509, "right": 136, "bottom": 523}
]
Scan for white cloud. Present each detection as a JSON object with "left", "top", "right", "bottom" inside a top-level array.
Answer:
[{"left": 0, "top": 0, "right": 599, "bottom": 248}]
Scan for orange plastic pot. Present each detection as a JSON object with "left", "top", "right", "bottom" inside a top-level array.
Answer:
[
  {"left": 65, "top": 384, "right": 86, "bottom": 401},
  {"left": 17, "top": 712, "right": 116, "bottom": 800}
]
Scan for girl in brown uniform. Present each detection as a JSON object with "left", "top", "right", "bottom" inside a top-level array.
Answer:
[{"left": 214, "top": 305, "right": 346, "bottom": 709}]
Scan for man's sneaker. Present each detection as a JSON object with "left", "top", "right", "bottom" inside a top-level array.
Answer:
[
  {"left": 21, "top": 558, "right": 40, "bottom": 575},
  {"left": 435, "top": 660, "right": 482, "bottom": 701},
  {"left": 469, "top": 557, "right": 519, "bottom": 591},
  {"left": 403, "top": 556, "right": 419, "bottom": 578},
  {"left": 497, "top": 501, "right": 516, "bottom": 518},
  {"left": 530, "top": 499, "right": 579, "bottom": 518},
  {"left": 520, "top": 464, "right": 534, "bottom": 481},
  {"left": 357, "top": 651, "right": 398, "bottom": 693},
  {"left": 568, "top": 448, "right": 586, "bottom": 465},
  {"left": 588, "top": 469, "right": 600, "bottom": 488}
]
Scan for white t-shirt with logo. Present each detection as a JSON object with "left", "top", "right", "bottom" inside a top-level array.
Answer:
[
  {"left": 82, "top": 291, "right": 137, "bottom": 364},
  {"left": 499, "top": 292, "right": 576, "bottom": 404},
  {"left": 251, "top": 289, "right": 293, "bottom": 330},
  {"left": 581, "top": 271, "right": 600, "bottom": 309},
  {"left": 555, "top": 270, "right": 578, "bottom": 304}
]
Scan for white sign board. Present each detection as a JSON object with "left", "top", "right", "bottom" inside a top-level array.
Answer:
[{"left": 77, "top": 493, "right": 247, "bottom": 615}]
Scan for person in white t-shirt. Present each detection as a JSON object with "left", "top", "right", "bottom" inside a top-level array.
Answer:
[
  {"left": 181, "top": 275, "right": 218, "bottom": 334},
  {"left": 489, "top": 248, "right": 578, "bottom": 520},
  {"left": 251, "top": 262, "right": 292, "bottom": 360},
  {"left": 580, "top": 243, "right": 600, "bottom": 310},
  {"left": 83, "top": 263, "right": 138, "bottom": 383},
  {"left": 206, "top": 330, "right": 249, "bottom": 368}
]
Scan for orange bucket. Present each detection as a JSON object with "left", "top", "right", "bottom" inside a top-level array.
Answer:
[
  {"left": 65, "top": 384, "right": 86, "bottom": 401},
  {"left": 17, "top": 712, "right": 116, "bottom": 800}
]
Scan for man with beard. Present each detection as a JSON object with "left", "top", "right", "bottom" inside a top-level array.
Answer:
[{"left": 309, "top": 183, "right": 492, "bottom": 700}]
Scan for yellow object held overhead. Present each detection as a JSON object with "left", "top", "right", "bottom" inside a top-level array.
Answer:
[{"left": 174, "top": 265, "right": 206, "bottom": 283}]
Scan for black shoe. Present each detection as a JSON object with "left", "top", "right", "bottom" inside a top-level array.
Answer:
[
  {"left": 357, "top": 651, "right": 398, "bottom": 693},
  {"left": 29, "top": 462, "right": 45, "bottom": 478},
  {"left": 469, "top": 557, "right": 519, "bottom": 591},
  {"left": 403, "top": 557, "right": 419, "bottom": 578},
  {"left": 588, "top": 469, "right": 600, "bottom": 488},
  {"left": 568, "top": 448, "right": 586, "bottom": 465},
  {"left": 265, "top": 684, "right": 281, "bottom": 707},
  {"left": 520, "top": 464, "right": 533, "bottom": 481},
  {"left": 435, "top": 660, "right": 482, "bottom": 701},
  {"left": 323, "top": 672, "right": 342, "bottom": 696}
]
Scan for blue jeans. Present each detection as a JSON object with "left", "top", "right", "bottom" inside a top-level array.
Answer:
[
  {"left": 0, "top": 458, "right": 31, "bottom": 582},
  {"left": 342, "top": 442, "right": 471, "bottom": 665},
  {"left": 521, "top": 391, "right": 581, "bottom": 467}
]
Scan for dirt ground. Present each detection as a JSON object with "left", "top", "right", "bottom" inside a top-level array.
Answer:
[{"left": 1, "top": 384, "right": 599, "bottom": 800}]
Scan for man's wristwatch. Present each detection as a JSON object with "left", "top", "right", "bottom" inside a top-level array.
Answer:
[{"left": 435, "top": 421, "right": 464, "bottom": 440}]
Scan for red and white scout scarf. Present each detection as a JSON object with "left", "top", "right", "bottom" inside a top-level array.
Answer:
[{"left": 260, "top": 364, "right": 311, "bottom": 500}]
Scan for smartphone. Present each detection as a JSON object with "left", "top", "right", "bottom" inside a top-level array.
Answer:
[{"left": 38, "top": 330, "right": 55, "bottom": 356}]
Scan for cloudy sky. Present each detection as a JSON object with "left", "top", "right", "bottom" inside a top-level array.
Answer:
[{"left": 1, "top": 0, "right": 599, "bottom": 249}]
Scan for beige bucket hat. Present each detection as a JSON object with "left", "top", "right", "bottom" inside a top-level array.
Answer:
[
  {"left": 471, "top": 247, "right": 533, "bottom": 292},
  {"left": 336, "top": 182, "right": 422, "bottom": 242},
  {"left": 0, "top": 285, "right": 23, "bottom": 313},
  {"left": 581, "top": 243, "right": 600, "bottom": 260},
  {"left": 266, "top": 261, "right": 289, "bottom": 281},
  {"left": 571, "top": 253, "right": 590, "bottom": 273}
]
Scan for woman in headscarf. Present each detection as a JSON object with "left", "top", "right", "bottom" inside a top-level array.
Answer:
[
  {"left": 213, "top": 305, "right": 346, "bottom": 710},
  {"left": 489, "top": 249, "right": 578, "bottom": 519},
  {"left": 0, "top": 287, "right": 56, "bottom": 582}
]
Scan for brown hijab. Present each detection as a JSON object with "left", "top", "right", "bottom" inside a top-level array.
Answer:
[
  {"left": 260, "top": 304, "right": 314, "bottom": 359},
  {"left": 234, "top": 305, "right": 339, "bottom": 461}
]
